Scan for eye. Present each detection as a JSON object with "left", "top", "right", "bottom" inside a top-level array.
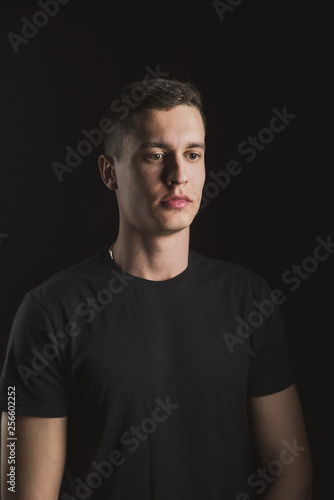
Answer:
[
  {"left": 186, "top": 152, "right": 201, "bottom": 160},
  {"left": 145, "top": 153, "right": 165, "bottom": 161}
]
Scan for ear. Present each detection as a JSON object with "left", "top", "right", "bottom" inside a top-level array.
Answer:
[{"left": 98, "top": 154, "right": 118, "bottom": 190}]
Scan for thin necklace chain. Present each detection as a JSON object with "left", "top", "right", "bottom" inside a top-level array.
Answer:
[{"left": 109, "top": 244, "right": 114, "bottom": 261}]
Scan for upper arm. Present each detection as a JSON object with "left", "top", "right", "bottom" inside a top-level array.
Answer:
[
  {"left": 248, "top": 384, "right": 313, "bottom": 486},
  {"left": 1, "top": 412, "right": 67, "bottom": 500}
]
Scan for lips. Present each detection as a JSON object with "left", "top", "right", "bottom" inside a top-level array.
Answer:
[{"left": 160, "top": 195, "right": 191, "bottom": 208}]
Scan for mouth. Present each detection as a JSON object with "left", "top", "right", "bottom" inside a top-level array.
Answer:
[{"left": 160, "top": 195, "right": 191, "bottom": 209}]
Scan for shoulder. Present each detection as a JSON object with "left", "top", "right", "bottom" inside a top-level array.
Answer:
[
  {"left": 190, "top": 248, "right": 268, "bottom": 290},
  {"left": 191, "top": 250, "right": 270, "bottom": 296},
  {"left": 25, "top": 247, "right": 109, "bottom": 308}
]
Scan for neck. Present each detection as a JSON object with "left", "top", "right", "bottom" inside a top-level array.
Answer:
[{"left": 111, "top": 227, "right": 190, "bottom": 281}]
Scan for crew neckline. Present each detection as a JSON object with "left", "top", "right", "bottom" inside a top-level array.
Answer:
[{"left": 100, "top": 245, "right": 194, "bottom": 288}]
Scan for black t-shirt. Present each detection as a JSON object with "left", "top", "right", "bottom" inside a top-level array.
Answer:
[{"left": 0, "top": 247, "right": 294, "bottom": 499}]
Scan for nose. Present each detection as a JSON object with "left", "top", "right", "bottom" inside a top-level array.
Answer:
[{"left": 164, "top": 153, "right": 188, "bottom": 185}]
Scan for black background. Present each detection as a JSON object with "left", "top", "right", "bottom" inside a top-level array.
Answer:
[{"left": 0, "top": 0, "right": 333, "bottom": 496}]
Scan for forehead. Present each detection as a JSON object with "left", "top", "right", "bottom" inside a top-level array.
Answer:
[{"left": 129, "top": 105, "right": 205, "bottom": 147}]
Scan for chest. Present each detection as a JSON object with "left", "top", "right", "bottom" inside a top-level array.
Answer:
[{"left": 68, "top": 286, "right": 253, "bottom": 409}]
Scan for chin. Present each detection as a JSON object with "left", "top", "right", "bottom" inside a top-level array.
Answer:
[
  {"left": 150, "top": 204, "right": 197, "bottom": 231},
  {"left": 158, "top": 215, "right": 194, "bottom": 232}
]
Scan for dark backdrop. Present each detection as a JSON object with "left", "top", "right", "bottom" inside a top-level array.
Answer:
[{"left": 0, "top": 0, "right": 333, "bottom": 496}]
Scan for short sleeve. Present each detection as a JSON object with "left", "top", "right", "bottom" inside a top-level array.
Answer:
[
  {"left": 247, "top": 279, "right": 295, "bottom": 397},
  {"left": 0, "top": 292, "right": 68, "bottom": 417}
]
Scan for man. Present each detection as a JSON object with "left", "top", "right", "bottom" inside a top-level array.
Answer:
[{"left": 0, "top": 79, "right": 312, "bottom": 499}]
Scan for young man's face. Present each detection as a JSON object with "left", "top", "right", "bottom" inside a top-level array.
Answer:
[{"left": 112, "top": 105, "right": 206, "bottom": 237}]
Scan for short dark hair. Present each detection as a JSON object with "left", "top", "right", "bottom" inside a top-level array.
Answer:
[{"left": 102, "top": 78, "right": 206, "bottom": 160}]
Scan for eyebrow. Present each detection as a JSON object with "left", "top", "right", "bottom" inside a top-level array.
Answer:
[{"left": 138, "top": 141, "right": 206, "bottom": 151}]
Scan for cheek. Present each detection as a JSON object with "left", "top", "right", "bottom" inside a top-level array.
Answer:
[
  {"left": 137, "top": 169, "right": 161, "bottom": 193},
  {"left": 127, "top": 172, "right": 158, "bottom": 210},
  {"left": 195, "top": 167, "right": 206, "bottom": 191},
  {"left": 121, "top": 166, "right": 148, "bottom": 196}
]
